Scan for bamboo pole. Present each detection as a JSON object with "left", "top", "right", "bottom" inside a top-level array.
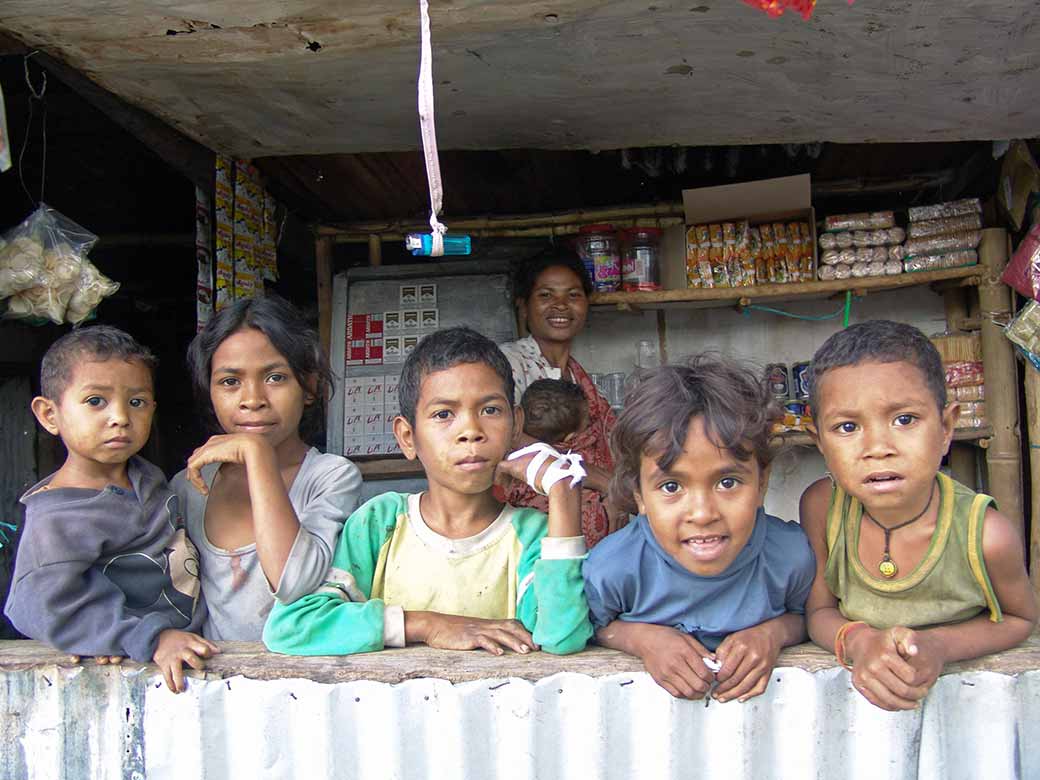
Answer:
[
  {"left": 978, "top": 228, "right": 1024, "bottom": 535},
  {"left": 943, "top": 288, "right": 978, "bottom": 489},
  {"left": 1025, "top": 365, "right": 1040, "bottom": 595},
  {"left": 318, "top": 204, "right": 687, "bottom": 242},
  {"left": 315, "top": 235, "right": 334, "bottom": 362},
  {"left": 367, "top": 234, "right": 383, "bottom": 267}
]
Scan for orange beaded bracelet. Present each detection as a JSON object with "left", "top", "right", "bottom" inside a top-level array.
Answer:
[{"left": 834, "top": 621, "right": 867, "bottom": 670}]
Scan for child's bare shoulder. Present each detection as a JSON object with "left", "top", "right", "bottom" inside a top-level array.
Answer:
[
  {"left": 798, "top": 477, "right": 832, "bottom": 533},
  {"left": 980, "top": 505, "right": 1027, "bottom": 567}
]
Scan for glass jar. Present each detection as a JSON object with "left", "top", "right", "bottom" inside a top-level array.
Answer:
[
  {"left": 621, "top": 227, "right": 662, "bottom": 291},
  {"left": 577, "top": 224, "right": 620, "bottom": 293}
]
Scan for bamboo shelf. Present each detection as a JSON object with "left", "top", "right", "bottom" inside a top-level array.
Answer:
[
  {"left": 781, "top": 426, "right": 993, "bottom": 449},
  {"left": 589, "top": 265, "right": 982, "bottom": 310}
]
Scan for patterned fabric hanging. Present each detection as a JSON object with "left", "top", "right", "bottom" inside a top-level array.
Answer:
[{"left": 743, "top": 0, "right": 853, "bottom": 20}]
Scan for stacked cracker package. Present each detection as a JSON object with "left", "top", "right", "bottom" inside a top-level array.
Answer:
[
  {"left": 904, "top": 199, "right": 983, "bottom": 272},
  {"left": 686, "top": 220, "right": 812, "bottom": 288},
  {"left": 931, "top": 332, "right": 986, "bottom": 429},
  {"left": 816, "top": 212, "right": 905, "bottom": 280}
]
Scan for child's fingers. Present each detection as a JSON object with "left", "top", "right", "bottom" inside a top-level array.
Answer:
[
  {"left": 185, "top": 464, "right": 209, "bottom": 496},
  {"left": 160, "top": 660, "right": 184, "bottom": 694},
  {"left": 475, "top": 635, "right": 506, "bottom": 656},
  {"left": 494, "top": 620, "right": 536, "bottom": 648},
  {"left": 67, "top": 655, "right": 81, "bottom": 664},
  {"left": 853, "top": 669, "right": 924, "bottom": 711},
  {"left": 182, "top": 651, "right": 206, "bottom": 672},
  {"left": 717, "top": 666, "right": 768, "bottom": 703},
  {"left": 187, "top": 637, "right": 220, "bottom": 658},
  {"left": 891, "top": 627, "right": 919, "bottom": 659},
  {"left": 483, "top": 628, "right": 532, "bottom": 655}
]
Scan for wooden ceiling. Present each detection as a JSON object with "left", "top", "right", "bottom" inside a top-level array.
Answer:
[{"left": 2, "top": 1, "right": 1037, "bottom": 160}]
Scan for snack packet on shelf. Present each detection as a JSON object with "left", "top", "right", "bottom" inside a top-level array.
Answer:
[
  {"left": 799, "top": 223, "right": 813, "bottom": 280},
  {"left": 904, "top": 230, "right": 982, "bottom": 257},
  {"left": 907, "top": 213, "right": 983, "bottom": 239},
  {"left": 824, "top": 211, "right": 895, "bottom": 231},
  {"left": 951, "top": 383, "right": 985, "bottom": 402},
  {"left": 944, "top": 360, "right": 984, "bottom": 388},
  {"left": 685, "top": 227, "right": 702, "bottom": 288},
  {"left": 749, "top": 227, "right": 766, "bottom": 285},
  {"left": 695, "top": 225, "right": 714, "bottom": 288},
  {"left": 709, "top": 223, "right": 729, "bottom": 287},
  {"left": 786, "top": 223, "right": 802, "bottom": 282},
  {"left": 908, "top": 198, "right": 982, "bottom": 222},
  {"left": 904, "top": 249, "right": 978, "bottom": 273}
]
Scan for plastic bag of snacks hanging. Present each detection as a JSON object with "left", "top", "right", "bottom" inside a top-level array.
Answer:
[
  {"left": 1005, "top": 299, "right": 1040, "bottom": 356},
  {"left": 0, "top": 204, "right": 119, "bottom": 324},
  {"left": 1000, "top": 222, "right": 1040, "bottom": 301}
]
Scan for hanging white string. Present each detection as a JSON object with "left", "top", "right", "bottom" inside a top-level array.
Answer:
[
  {"left": 418, "top": 0, "right": 447, "bottom": 257},
  {"left": 18, "top": 51, "right": 48, "bottom": 207}
]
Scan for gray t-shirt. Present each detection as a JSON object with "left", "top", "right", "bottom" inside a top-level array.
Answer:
[{"left": 171, "top": 448, "right": 361, "bottom": 641}]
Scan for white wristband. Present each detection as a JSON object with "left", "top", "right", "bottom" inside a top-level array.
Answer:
[{"left": 507, "top": 443, "right": 586, "bottom": 496}]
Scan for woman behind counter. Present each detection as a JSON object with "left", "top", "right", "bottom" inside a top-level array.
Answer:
[{"left": 498, "top": 247, "right": 622, "bottom": 546}]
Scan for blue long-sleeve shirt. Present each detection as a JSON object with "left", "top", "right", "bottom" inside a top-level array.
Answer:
[{"left": 582, "top": 509, "right": 814, "bottom": 651}]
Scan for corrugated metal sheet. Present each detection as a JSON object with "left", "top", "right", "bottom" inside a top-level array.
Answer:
[{"left": 2, "top": 663, "right": 1037, "bottom": 780}]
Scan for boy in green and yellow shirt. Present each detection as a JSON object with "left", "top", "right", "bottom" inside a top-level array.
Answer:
[{"left": 264, "top": 327, "right": 592, "bottom": 656}]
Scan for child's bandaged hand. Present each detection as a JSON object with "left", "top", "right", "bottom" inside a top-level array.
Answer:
[
  {"left": 713, "top": 623, "right": 783, "bottom": 703},
  {"left": 420, "top": 613, "right": 538, "bottom": 656},
  {"left": 846, "top": 625, "right": 933, "bottom": 711},
  {"left": 185, "top": 434, "right": 271, "bottom": 495},
  {"left": 629, "top": 624, "right": 716, "bottom": 700},
  {"left": 153, "top": 629, "right": 221, "bottom": 694}
]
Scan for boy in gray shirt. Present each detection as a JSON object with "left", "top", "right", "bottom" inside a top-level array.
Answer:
[{"left": 4, "top": 326, "right": 217, "bottom": 692}]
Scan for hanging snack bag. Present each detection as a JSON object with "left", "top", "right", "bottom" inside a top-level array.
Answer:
[
  {"left": 0, "top": 204, "right": 116, "bottom": 324},
  {"left": 1000, "top": 222, "right": 1040, "bottom": 301}
]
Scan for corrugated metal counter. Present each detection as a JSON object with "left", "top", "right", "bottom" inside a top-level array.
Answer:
[{"left": 2, "top": 638, "right": 1038, "bottom": 780}]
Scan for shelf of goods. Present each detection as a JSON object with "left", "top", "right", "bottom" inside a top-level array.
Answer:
[{"left": 588, "top": 265, "right": 980, "bottom": 310}]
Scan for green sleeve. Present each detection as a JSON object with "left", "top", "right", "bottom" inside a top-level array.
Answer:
[
  {"left": 513, "top": 509, "right": 593, "bottom": 655},
  {"left": 262, "top": 493, "right": 405, "bottom": 655}
]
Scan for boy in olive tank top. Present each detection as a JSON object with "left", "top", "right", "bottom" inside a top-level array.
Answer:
[{"left": 799, "top": 320, "right": 1036, "bottom": 711}]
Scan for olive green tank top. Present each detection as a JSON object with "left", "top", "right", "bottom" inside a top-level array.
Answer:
[{"left": 823, "top": 473, "right": 1001, "bottom": 629}]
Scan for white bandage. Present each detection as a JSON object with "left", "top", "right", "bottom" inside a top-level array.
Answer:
[{"left": 507, "top": 443, "right": 586, "bottom": 496}]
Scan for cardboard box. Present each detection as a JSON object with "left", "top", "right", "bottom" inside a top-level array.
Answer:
[{"left": 660, "top": 174, "right": 815, "bottom": 290}]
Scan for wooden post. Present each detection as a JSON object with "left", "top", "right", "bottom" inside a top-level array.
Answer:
[
  {"left": 943, "top": 288, "right": 978, "bottom": 489},
  {"left": 315, "top": 235, "right": 334, "bottom": 363},
  {"left": 978, "top": 228, "right": 1024, "bottom": 534},
  {"left": 1025, "top": 366, "right": 1040, "bottom": 595},
  {"left": 368, "top": 235, "right": 383, "bottom": 267}
]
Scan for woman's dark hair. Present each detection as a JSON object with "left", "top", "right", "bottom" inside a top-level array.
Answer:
[
  {"left": 809, "top": 320, "right": 946, "bottom": 416},
  {"left": 398, "top": 327, "right": 515, "bottom": 426},
  {"left": 40, "top": 325, "right": 158, "bottom": 400},
  {"left": 609, "top": 355, "right": 782, "bottom": 514},
  {"left": 187, "top": 295, "right": 333, "bottom": 436},
  {"left": 513, "top": 245, "right": 593, "bottom": 302}
]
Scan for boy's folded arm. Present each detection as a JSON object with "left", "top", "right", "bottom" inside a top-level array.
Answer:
[
  {"left": 263, "top": 591, "right": 389, "bottom": 655},
  {"left": 273, "top": 459, "right": 363, "bottom": 604},
  {"left": 906, "top": 507, "right": 1039, "bottom": 665},
  {"left": 513, "top": 493, "right": 592, "bottom": 654},
  {"left": 5, "top": 563, "right": 180, "bottom": 662},
  {"left": 263, "top": 493, "right": 402, "bottom": 655}
]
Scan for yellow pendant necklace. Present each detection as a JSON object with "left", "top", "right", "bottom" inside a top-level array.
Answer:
[{"left": 863, "top": 486, "right": 935, "bottom": 579}]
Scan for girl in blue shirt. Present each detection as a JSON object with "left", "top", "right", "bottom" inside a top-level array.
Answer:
[{"left": 583, "top": 355, "right": 814, "bottom": 702}]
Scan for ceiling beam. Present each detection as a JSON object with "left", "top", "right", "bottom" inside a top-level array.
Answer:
[{"left": 31, "top": 51, "right": 214, "bottom": 192}]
